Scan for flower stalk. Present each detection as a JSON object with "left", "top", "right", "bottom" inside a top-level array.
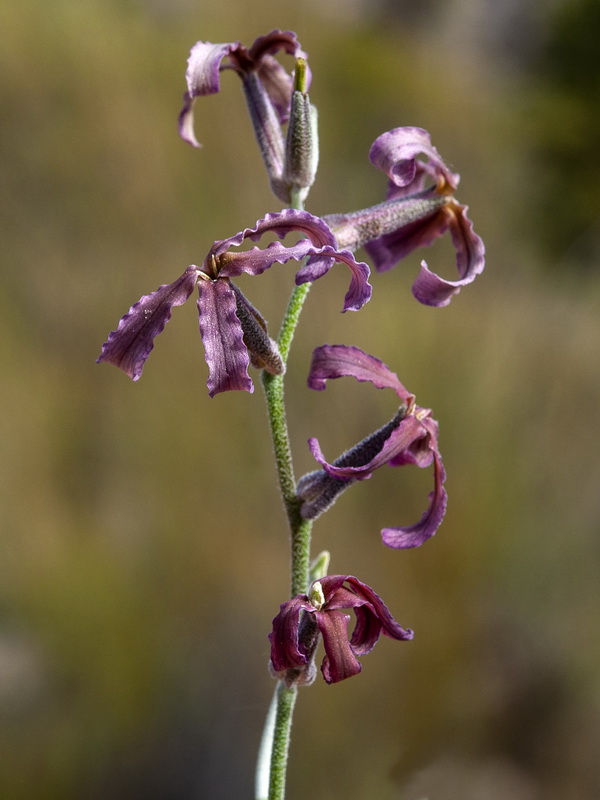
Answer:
[{"left": 98, "top": 28, "right": 485, "bottom": 800}]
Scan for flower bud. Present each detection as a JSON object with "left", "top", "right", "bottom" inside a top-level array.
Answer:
[
  {"left": 284, "top": 58, "right": 319, "bottom": 205},
  {"left": 231, "top": 283, "right": 284, "bottom": 375}
]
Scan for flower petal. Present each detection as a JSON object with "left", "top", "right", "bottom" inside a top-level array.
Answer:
[
  {"left": 341, "top": 576, "right": 414, "bottom": 651},
  {"left": 412, "top": 201, "right": 485, "bottom": 307},
  {"left": 369, "top": 126, "right": 459, "bottom": 193},
  {"left": 179, "top": 41, "right": 239, "bottom": 147},
  {"left": 197, "top": 279, "right": 253, "bottom": 396},
  {"left": 211, "top": 209, "right": 337, "bottom": 259},
  {"left": 210, "top": 211, "right": 372, "bottom": 312},
  {"left": 307, "top": 344, "right": 412, "bottom": 400},
  {"left": 295, "top": 246, "right": 372, "bottom": 312},
  {"left": 316, "top": 609, "right": 362, "bottom": 684},
  {"left": 97, "top": 266, "right": 197, "bottom": 380},
  {"left": 382, "top": 446, "right": 448, "bottom": 549},
  {"left": 269, "top": 596, "right": 314, "bottom": 672}
]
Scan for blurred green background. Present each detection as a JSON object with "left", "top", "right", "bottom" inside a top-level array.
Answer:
[{"left": 1, "top": 0, "right": 599, "bottom": 798}]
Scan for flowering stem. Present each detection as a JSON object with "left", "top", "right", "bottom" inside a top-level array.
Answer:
[
  {"left": 267, "top": 683, "right": 297, "bottom": 800},
  {"left": 258, "top": 255, "right": 314, "bottom": 800}
]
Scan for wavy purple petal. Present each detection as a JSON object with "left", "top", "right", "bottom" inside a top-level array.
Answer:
[
  {"left": 179, "top": 41, "right": 238, "bottom": 147},
  {"left": 197, "top": 280, "right": 253, "bottom": 397},
  {"left": 369, "top": 127, "right": 459, "bottom": 192},
  {"left": 307, "top": 344, "right": 412, "bottom": 399},
  {"left": 412, "top": 202, "right": 485, "bottom": 306},
  {"left": 295, "top": 247, "right": 372, "bottom": 311},
  {"left": 97, "top": 266, "right": 197, "bottom": 381}
]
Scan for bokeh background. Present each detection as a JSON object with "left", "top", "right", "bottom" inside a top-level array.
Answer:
[{"left": 2, "top": 0, "right": 599, "bottom": 798}]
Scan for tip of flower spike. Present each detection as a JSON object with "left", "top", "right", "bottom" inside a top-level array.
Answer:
[{"left": 294, "top": 57, "right": 309, "bottom": 93}]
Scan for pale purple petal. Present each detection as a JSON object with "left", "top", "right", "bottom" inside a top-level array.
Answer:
[
  {"left": 217, "top": 239, "right": 315, "bottom": 278},
  {"left": 197, "top": 279, "right": 253, "bottom": 397},
  {"left": 209, "top": 211, "right": 372, "bottom": 312},
  {"left": 179, "top": 41, "right": 238, "bottom": 147},
  {"left": 307, "top": 344, "right": 413, "bottom": 400},
  {"left": 97, "top": 266, "right": 197, "bottom": 381},
  {"left": 210, "top": 209, "right": 337, "bottom": 259},
  {"left": 412, "top": 202, "right": 485, "bottom": 306},
  {"left": 369, "top": 127, "right": 459, "bottom": 192},
  {"left": 295, "top": 247, "right": 372, "bottom": 312}
]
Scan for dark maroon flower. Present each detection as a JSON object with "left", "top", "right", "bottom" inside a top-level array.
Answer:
[
  {"left": 269, "top": 575, "right": 413, "bottom": 685},
  {"left": 324, "top": 127, "right": 485, "bottom": 306},
  {"left": 297, "top": 345, "right": 447, "bottom": 548},
  {"left": 97, "top": 212, "right": 371, "bottom": 397}
]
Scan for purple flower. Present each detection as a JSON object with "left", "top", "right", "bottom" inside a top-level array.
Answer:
[
  {"left": 269, "top": 575, "right": 413, "bottom": 685},
  {"left": 97, "top": 211, "right": 371, "bottom": 397},
  {"left": 297, "top": 345, "right": 447, "bottom": 548},
  {"left": 179, "top": 31, "right": 312, "bottom": 202},
  {"left": 325, "top": 127, "right": 485, "bottom": 306}
]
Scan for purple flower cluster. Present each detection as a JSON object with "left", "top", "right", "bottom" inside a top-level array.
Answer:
[{"left": 98, "top": 31, "right": 485, "bottom": 685}]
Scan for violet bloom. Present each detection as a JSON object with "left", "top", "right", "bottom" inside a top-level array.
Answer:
[
  {"left": 297, "top": 345, "right": 447, "bottom": 548},
  {"left": 179, "top": 31, "right": 313, "bottom": 203},
  {"left": 97, "top": 211, "right": 371, "bottom": 397},
  {"left": 269, "top": 575, "right": 413, "bottom": 685},
  {"left": 325, "top": 127, "right": 485, "bottom": 306}
]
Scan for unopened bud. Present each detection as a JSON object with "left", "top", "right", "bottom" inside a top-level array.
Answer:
[
  {"left": 284, "top": 58, "right": 319, "bottom": 205},
  {"left": 231, "top": 283, "right": 284, "bottom": 375},
  {"left": 309, "top": 551, "right": 331, "bottom": 583}
]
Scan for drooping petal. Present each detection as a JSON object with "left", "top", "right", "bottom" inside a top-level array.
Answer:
[
  {"left": 316, "top": 609, "right": 362, "bottom": 684},
  {"left": 197, "top": 279, "right": 253, "bottom": 397},
  {"left": 318, "top": 576, "right": 413, "bottom": 681},
  {"left": 382, "top": 444, "right": 448, "bottom": 549},
  {"left": 269, "top": 596, "right": 314, "bottom": 672},
  {"left": 412, "top": 201, "right": 485, "bottom": 307},
  {"left": 179, "top": 41, "right": 239, "bottom": 147},
  {"left": 97, "top": 266, "right": 197, "bottom": 381},
  {"left": 319, "top": 575, "right": 413, "bottom": 655},
  {"left": 179, "top": 31, "right": 309, "bottom": 147},
  {"left": 369, "top": 126, "right": 459, "bottom": 193},
  {"left": 295, "top": 246, "right": 372, "bottom": 311}
]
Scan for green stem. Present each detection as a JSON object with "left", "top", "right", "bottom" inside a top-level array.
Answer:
[
  {"left": 267, "top": 683, "right": 298, "bottom": 800},
  {"left": 257, "top": 267, "right": 314, "bottom": 800}
]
